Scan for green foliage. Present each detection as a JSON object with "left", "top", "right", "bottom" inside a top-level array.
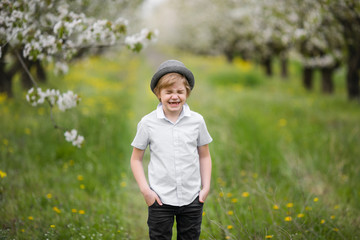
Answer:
[
  {"left": 209, "top": 69, "right": 263, "bottom": 88},
  {"left": 1, "top": 52, "right": 359, "bottom": 239}
]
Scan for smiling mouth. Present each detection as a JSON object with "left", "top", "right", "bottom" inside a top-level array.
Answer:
[{"left": 168, "top": 101, "right": 180, "bottom": 106}]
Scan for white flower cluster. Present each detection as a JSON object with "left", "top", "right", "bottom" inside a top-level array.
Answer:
[
  {"left": 302, "top": 55, "right": 336, "bottom": 68},
  {"left": 125, "top": 28, "right": 159, "bottom": 52},
  {"left": 26, "top": 87, "right": 84, "bottom": 147},
  {"left": 1, "top": 0, "right": 157, "bottom": 63},
  {"left": 26, "top": 87, "right": 80, "bottom": 111},
  {"left": 64, "top": 129, "right": 84, "bottom": 148}
]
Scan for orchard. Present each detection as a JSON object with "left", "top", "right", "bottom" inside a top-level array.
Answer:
[{"left": 1, "top": 0, "right": 360, "bottom": 239}]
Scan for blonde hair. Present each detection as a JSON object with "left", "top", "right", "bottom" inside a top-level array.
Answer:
[{"left": 153, "top": 73, "right": 191, "bottom": 100}]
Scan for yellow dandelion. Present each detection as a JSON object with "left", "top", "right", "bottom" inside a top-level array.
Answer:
[
  {"left": 286, "top": 203, "right": 294, "bottom": 208},
  {"left": 37, "top": 107, "right": 45, "bottom": 115},
  {"left": 227, "top": 210, "right": 234, "bottom": 215},
  {"left": 53, "top": 206, "right": 61, "bottom": 214},
  {"left": 334, "top": 205, "right": 339, "bottom": 209},
  {"left": 24, "top": 128, "right": 31, "bottom": 135},
  {"left": 297, "top": 213, "right": 305, "bottom": 218},
  {"left": 0, "top": 93, "right": 7, "bottom": 103},
  {"left": 226, "top": 193, "right": 233, "bottom": 198},
  {"left": 333, "top": 228, "right": 339, "bottom": 232},
  {"left": 120, "top": 181, "right": 127, "bottom": 187},
  {"left": 21, "top": 229, "right": 25, "bottom": 232},
  {"left": 252, "top": 173, "right": 258, "bottom": 179},
  {"left": 305, "top": 206, "right": 312, "bottom": 211},
  {"left": 77, "top": 175, "right": 84, "bottom": 181},
  {"left": 46, "top": 193, "right": 52, "bottom": 199},
  {"left": 50, "top": 225, "right": 55, "bottom": 228},
  {"left": 28, "top": 216, "right": 34, "bottom": 220},
  {"left": 273, "top": 204, "right": 279, "bottom": 210},
  {"left": 320, "top": 219, "right": 325, "bottom": 224},
  {"left": 231, "top": 198, "right": 238, "bottom": 203},
  {"left": 265, "top": 235, "right": 273, "bottom": 239},
  {"left": 331, "top": 215, "right": 335, "bottom": 220},
  {"left": 72, "top": 209, "right": 77, "bottom": 213},
  {"left": 278, "top": 118, "right": 287, "bottom": 127},
  {"left": 79, "top": 210, "right": 85, "bottom": 214},
  {"left": 217, "top": 177, "right": 226, "bottom": 187},
  {"left": 241, "top": 192, "right": 250, "bottom": 197},
  {"left": 0, "top": 170, "right": 7, "bottom": 178},
  {"left": 219, "top": 192, "right": 224, "bottom": 198},
  {"left": 80, "top": 184, "right": 85, "bottom": 189},
  {"left": 313, "top": 197, "right": 319, "bottom": 202},
  {"left": 284, "top": 216, "right": 292, "bottom": 222},
  {"left": 63, "top": 163, "right": 69, "bottom": 170},
  {"left": 225, "top": 236, "right": 231, "bottom": 240},
  {"left": 227, "top": 225, "right": 233, "bottom": 230},
  {"left": 202, "top": 211, "right": 206, "bottom": 216}
]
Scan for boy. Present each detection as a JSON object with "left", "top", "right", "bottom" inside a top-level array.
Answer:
[{"left": 130, "top": 60, "right": 212, "bottom": 240}]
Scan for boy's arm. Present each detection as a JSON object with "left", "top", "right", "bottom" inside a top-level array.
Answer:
[
  {"left": 130, "top": 147, "right": 162, "bottom": 206},
  {"left": 198, "top": 144, "right": 212, "bottom": 203}
]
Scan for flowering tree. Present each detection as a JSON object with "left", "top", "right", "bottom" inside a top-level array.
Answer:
[
  {"left": 320, "top": 0, "right": 360, "bottom": 100},
  {"left": 155, "top": 0, "right": 359, "bottom": 98},
  {"left": 0, "top": 0, "right": 158, "bottom": 147},
  {"left": 163, "top": 0, "right": 297, "bottom": 76},
  {"left": 289, "top": 0, "right": 344, "bottom": 93}
]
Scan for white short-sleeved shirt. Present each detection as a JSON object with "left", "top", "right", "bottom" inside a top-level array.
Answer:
[{"left": 131, "top": 103, "right": 213, "bottom": 206}]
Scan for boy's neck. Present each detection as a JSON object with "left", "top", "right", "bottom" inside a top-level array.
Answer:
[{"left": 163, "top": 108, "right": 182, "bottom": 123}]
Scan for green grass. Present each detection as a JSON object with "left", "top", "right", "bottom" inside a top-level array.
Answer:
[{"left": 1, "top": 49, "right": 359, "bottom": 239}]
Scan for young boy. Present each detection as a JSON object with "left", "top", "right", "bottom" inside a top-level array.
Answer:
[{"left": 130, "top": 60, "right": 212, "bottom": 240}]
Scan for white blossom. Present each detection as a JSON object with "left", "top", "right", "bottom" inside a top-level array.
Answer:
[
  {"left": 54, "top": 62, "right": 69, "bottom": 75},
  {"left": 64, "top": 129, "right": 84, "bottom": 148},
  {"left": 57, "top": 90, "right": 79, "bottom": 111},
  {"left": 26, "top": 87, "right": 79, "bottom": 110},
  {"left": 64, "top": 129, "right": 77, "bottom": 142},
  {"left": 125, "top": 28, "right": 158, "bottom": 51}
]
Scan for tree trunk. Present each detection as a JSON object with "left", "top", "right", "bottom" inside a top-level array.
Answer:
[
  {"left": 0, "top": 45, "right": 13, "bottom": 97},
  {"left": 262, "top": 57, "right": 273, "bottom": 76},
  {"left": 321, "top": 67, "right": 334, "bottom": 94},
  {"left": 35, "top": 60, "right": 46, "bottom": 82},
  {"left": 224, "top": 49, "right": 234, "bottom": 63},
  {"left": 303, "top": 67, "right": 314, "bottom": 90},
  {"left": 346, "top": 45, "right": 360, "bottom": 100},
  {"left": 280, "top": 56, "right": 288, "bottom": 79},
  {"left": 0, "top": 64, "right": 13, "bottom": 98}
]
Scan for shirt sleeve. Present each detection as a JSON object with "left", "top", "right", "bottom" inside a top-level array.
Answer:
[
  {"left": 197, "top": 118, "right": 213, "bottom": 146},
  {"left": 131, "top": 120, "right": 149, "bottom": 150}
]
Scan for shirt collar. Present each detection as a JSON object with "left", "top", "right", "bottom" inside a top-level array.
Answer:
[{"left": 156, "top": 102, "right": 191, "bottom": 121}]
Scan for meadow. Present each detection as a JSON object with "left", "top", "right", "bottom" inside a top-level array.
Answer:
[{"left": 1, "top": 48, "right": 359, "bottom": 239}]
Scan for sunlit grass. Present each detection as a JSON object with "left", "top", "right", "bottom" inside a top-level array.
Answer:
[{"left": 1, "top": 49, "right": 359, "bottom": 239}]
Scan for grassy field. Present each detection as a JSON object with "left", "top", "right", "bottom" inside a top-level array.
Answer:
[{"left": 1, "top": 49, "right": 359, "bottom": 239}]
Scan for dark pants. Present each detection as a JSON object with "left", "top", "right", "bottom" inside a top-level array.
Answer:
[{"left": 147, "top": 196, "right": 204, "bottom": 240}]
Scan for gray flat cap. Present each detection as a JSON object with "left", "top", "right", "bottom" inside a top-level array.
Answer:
[{"left": 150, "top": 60, "right": 195, "bottom": 93}]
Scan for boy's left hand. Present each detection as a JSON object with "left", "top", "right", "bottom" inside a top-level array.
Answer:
[{"left": 199, "top": 189, "right": 209, "bottom": 203}]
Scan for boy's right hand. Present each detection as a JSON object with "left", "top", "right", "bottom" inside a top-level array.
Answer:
[{"left": 143, "top": 189, "right": 163, "bottom": 206}]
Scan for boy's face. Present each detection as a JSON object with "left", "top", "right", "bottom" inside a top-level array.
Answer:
[{"left": 158, "top": 80, "right": 187, "bottom": 117}]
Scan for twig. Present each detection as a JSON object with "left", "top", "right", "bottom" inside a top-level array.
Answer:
[
  {"left": 16, "top": 50, "right": 66, "bottom": 131},
  {"left": 15, "top": 50, "right": 38, "bottom": 88}
]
